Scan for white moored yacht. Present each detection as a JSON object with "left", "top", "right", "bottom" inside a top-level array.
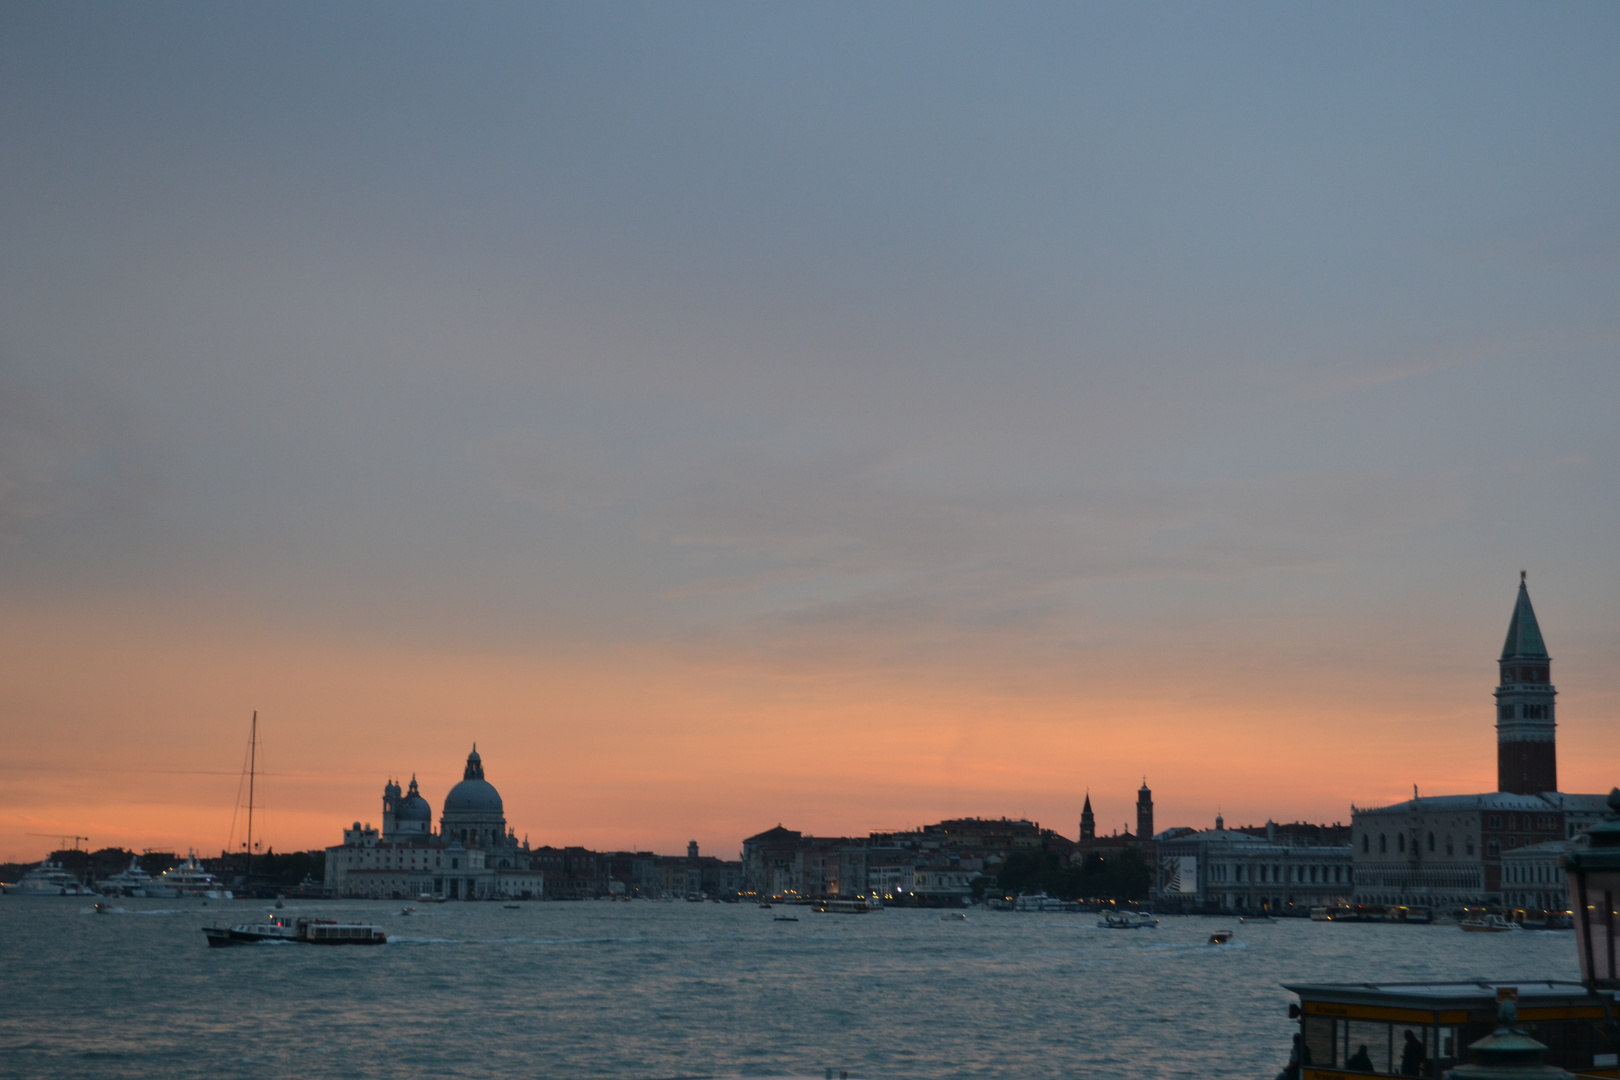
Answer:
[
  {"left": 148, "top": 851, "right": 233, "bottom": 899},
  {"left": 12, "top": 860, "right": 89, "bottom": 896},
  {"left": 97, "top": 855, "right": 156, "bottom": 897}
]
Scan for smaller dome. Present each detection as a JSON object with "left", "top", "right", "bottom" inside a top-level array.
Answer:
[{"left": 398, "top": 789, "right": 432, "bottom": 823}]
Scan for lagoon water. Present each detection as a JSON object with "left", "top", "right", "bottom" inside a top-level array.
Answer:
[{"left": 0, "top": 897, "right": 1583, "bottom": 1080}]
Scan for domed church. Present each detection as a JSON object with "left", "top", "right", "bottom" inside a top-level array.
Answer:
[{"left": 324, "top": 746, "right": 544, "bottom": 901}]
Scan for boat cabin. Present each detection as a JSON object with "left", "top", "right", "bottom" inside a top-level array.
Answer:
[{"left": 1284, "top": 981, "right": 1619, "bottom": 1079}]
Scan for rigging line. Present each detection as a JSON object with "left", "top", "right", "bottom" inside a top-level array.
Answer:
[{"left": 225, "top": 718, "right": 253, "bottom": 857}]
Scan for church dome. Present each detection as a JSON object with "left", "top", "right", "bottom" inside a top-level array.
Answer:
[
  {"left": 443, "top": 778, "right": 503, "bottom": 814},
  {"left": 442, "top": 745, "right": 503, "bottom": 815},
  {"left": 397, "top": 775, "right": 432, "bottom": 822}
]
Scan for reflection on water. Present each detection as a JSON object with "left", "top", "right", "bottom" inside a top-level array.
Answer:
[{"left": 0, "top": 898, "right": 1580, "bottom": 1079}]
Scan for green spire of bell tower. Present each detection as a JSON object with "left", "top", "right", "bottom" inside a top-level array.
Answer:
[{"left": 1500, "top": 571, "right": 1548, "bottom": 659}]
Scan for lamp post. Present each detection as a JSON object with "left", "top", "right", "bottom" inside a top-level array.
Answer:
[{"left": 1562, "top": 787, "right": 1620, "bottom": 990}]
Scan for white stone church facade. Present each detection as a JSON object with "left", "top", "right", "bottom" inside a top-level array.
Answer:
[{"left": 324, "top": 747, "right": 544, "bottom": 900}]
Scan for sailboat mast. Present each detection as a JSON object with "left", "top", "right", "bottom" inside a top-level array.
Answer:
[{"left": 246, "top": 710, "right": 256, "bottom": 881}]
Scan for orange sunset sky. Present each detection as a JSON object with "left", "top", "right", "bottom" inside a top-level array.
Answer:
[{"left": 3, "top": 7, "right": 1618, "bottom": 863}]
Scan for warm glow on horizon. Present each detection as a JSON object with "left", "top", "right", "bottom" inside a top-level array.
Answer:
[{"left": 4, "top": 580, "right": 1615, "bottom": 865}]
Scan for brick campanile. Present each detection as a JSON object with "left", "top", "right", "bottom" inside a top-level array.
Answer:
[
  {"left": 1136, "top": 779, "right": 1154, "bottom": 840},
  {"left": 1495, "top": 573, "right": 1557, "bottom": 795}
]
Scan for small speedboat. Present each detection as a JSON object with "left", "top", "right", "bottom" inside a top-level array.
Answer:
[
  {"left": 1208, "top": 930, "right": 1235, "bottom": 944},
  {"left": 774, "top": 915, "right": 799, "bottom": 922},
  {"left": 1460, "top": 914, "right": 1518, "bottom": 933},
  {"left": 502, "top": 903, "right": 520, "bottom": 910},
  {"left": 941, "top": 912, "right": 967, "bottom": 921},
  {"left": 1240, "top": 914, "right": 1275, "bottom": 923}
]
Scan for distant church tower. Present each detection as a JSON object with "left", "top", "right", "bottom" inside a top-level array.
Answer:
[
  {"left": 381, "top": 778, "right": 402, "bottom": 837},
  {"left": 1079, "top": 794, "right": 1095, "bottom": 841},
  {"left": 1136, "top": 779, "right": 1154, "bottom": 840},
  {"left": 1495, "top": 573, "right": 1557, "bottom": 795}
]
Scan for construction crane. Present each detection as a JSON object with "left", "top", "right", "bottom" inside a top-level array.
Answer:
[{"left": 26, "top": 833, "right": 90, "bottom": 851}]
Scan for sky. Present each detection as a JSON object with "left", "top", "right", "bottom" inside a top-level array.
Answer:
[{"left": 2, "top": 2, "right": 1618, "bottom": 863}]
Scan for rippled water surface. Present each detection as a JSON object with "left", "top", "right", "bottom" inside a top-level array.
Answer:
[{"left": 0, "top": 898, "right": 1582, "bottom": 1079}]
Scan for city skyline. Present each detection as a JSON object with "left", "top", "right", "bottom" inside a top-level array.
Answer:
[
  {"left": 4, "top": 573, "right": 1609, "bottom": 863},
  {"left": 3, "top": 5, "right": 1618, "bottom": 862}
]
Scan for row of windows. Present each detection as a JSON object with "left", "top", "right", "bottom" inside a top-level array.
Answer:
[
  {"left": 1501, "top": 665, "right": 1548, "bottom": 683},
  {"left": 1499, "top": 704, "right": 1552, "bottom": 720},
  {"left": 1364, "top": 832, "right": 1473, "bottom": 857},
  {"left": 1357, "top": 869, "right": 1483, "bottom": 890},
  {"left": 1209, "top": 862, "right": 1346, "bottom": 884},
  {"left": 1486, "top": 814, "right": 1558, "bottom": 830},
  {"left": 1504, "top": 862, "right": 1561, "bottom": 884},
  {"left": 1360, "top": 814, "right": 1561, "bottom": 856}
]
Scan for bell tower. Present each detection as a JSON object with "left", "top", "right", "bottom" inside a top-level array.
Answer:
[
  {"left": 1495, "top": 573, "right": 1557, "bottom": 795},
  {"left": 1136, "top": 779, "right": 1154, "bottom": 840},
  {"left": 381, "top": 777, "right": 401, "bottom": 839},
  {"left": 1080, "top": 793, "right": 1095, "bottom": 841}
]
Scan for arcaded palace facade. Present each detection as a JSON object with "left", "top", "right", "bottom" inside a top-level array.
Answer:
[{"left": 324, "top": 746, "right": 544, "bottom": 900}]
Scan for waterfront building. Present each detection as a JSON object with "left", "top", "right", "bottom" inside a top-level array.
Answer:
[
  {"left": 1350, "top": 578, "right": 1612, "bottom": 909},
  {"left": 1499, "top": 838, "right": 1569, "bottom": 914},
  {"left": 1155, "top": 814, "right": 1353, "bottom": 913},
  {"left": 743, "top": 817, "right": 1068, "bottom": 900},
  {"left": 324, "top": 747, "right": 544, "bottom": 900}
]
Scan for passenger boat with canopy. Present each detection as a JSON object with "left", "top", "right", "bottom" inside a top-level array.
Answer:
[
  {"left": 203, "top": 916, "right": 387, "bottom": 946},
  {"left": 1097, "top": 910, "right": 1158, "bottom": 929},
  {"left": 1284, "top": 981, "right": 1617, "bottom": 1079}
]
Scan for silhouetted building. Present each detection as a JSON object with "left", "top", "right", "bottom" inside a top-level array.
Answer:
[
  {"left": 1351, "top": 577, "right": 1611, "bottom": 909},
  {"left": 1156, "top": 812, "right": 1352, "bottom": 913},
  {"left": 1496, "top": 574, "right": 1558, "bottom": 794},
  {"left": 1136, "top": 780, "right": 1154, "bottom": 842},
  {"left": 324, "top": 746, "right": 543, "bottom": 900}
]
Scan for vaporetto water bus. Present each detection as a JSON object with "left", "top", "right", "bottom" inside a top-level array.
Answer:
[
  {"left": 1283, "top": 980, "right": 1617, "bottom": 1079},
  {"left": 203, "top": 916, "right": 388, "bottom": 947}
]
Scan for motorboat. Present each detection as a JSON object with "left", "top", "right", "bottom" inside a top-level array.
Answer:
[
  {"left": 1240, "top": 914, "right": 1276, "bottom": 923},
  {"left": 204, "top": 916, "right": 387, "bottom": 947},
  {"left": 97, "top": 856, "right": 155, "bottom": 897},
  {"left": 1208, "top": 929, "right": 1235, "bottom": 944},
  {"left": 811, "top": 898, "right": 880, "bottom": 914},
  {"left": 148, "top": 851, "right": 233, "bottom": 899},
  {"left": 1097, "top": 910, "right": 1159, "bottom": 929},
  {"left": 774, "top": 915, "right": 799, "bottom": 922},
  {"left": 1459, "top": 913, "right": 1518, "bottom": 933},
  {"left": 13, "top": 860, "right": 89, "bottom": 896},
  {"left": 941, "top": 912, "right": 968, "bottom": 921}
]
